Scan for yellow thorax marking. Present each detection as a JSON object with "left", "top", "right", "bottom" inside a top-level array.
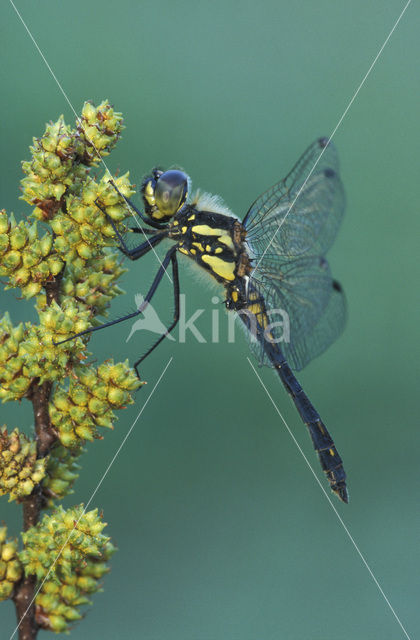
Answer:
[
  {"left": 192, "top": 242, "right": 205, "bottom": 252},
  {"left": 191, "top": 224, "right": 225, "bottom": 236},
  {"left": 201, "top": 255, "right": 235, "bottom": 281},
  {"left": 219, "top": 234, "right": 234, "bottom": 249}
]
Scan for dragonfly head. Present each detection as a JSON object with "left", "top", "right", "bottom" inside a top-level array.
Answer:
[{"left": 141, "top": 169, "right": 189, "bottom": 222}]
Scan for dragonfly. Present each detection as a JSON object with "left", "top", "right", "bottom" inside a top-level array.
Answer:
[{"left": 57, "top": 137, "right": 348, "bottom": 502}]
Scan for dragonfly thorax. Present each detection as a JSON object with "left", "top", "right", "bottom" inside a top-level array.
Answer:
[{"left": 168, "top": 205, "right": 251, "bottom": 290}]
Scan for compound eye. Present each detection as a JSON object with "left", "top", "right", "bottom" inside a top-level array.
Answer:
[{"left": 155, "top": 170, "right": 188, "bottom": 217}]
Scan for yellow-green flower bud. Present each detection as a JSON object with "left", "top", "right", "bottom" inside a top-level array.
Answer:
[
  {"left": 0, "top": 581, "right": 14, "bottom": 601},
  {"left": 76, "top": 242, "right": 94, "bottom": 260},
  {"left": 42, "top": 444, "right": 82, "bottom": 508},
  {"left": 0, "top": 209, "right": 9, "bottom": 234},
  {"left": 39, "top": 232, "right": 53, "bottom": 256},
  {"left": 0, "top": 427, "right": 47, "bottom": 501},
  {"left": 76, "top": 100, "right": 124, "bottom": 166},
  {"left": 0, "top": 527, "right": 23, "bottom": 601},
  {"left": 12, "top": 267, "right": 31, "bottom": 286},
  {"left": 2, "top": 250, "right": 22, "bottom": 270},
  {"left": 21, "top": 281, "right": 42, "bottom": 298},
  {"left": 1, "top": 542, "right": 17, "bottom": 563},
  {"left": 9, "top": 226, "right": 28, "bottom": 250},
  {"left": 20, "top": 504, "right": 115, "bottom": 631}
]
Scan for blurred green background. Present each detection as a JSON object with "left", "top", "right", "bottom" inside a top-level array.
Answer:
[{"left": 1, "top": 1, "right": 419, "bottom": 638}]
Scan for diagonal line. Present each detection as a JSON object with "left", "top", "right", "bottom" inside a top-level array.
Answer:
[
  {"left": 252, "top": 0, "right": 412, "bottom": 275},
  {"left": 8, "top": 0, "right": 172, "bottom": 284},
  {"left": 247, "top": 357, "right": 412, "bottom": 640},
  {"left": 9, "top": 357, "right": 173, "bottom": 640}
]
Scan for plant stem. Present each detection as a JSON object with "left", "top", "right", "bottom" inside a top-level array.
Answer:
[
  {"left": 13, "top": 574, "right": 38, "bottom": 640},
  {"left": 12, "top": 275, "right": 62, "bottom": 640},
  {"left": 32, "top": 381, "right": 56, "bottom": 457}
]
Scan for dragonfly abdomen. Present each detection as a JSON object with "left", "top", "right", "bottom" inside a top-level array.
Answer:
[{"left": 266, "top": 344, "right": 348, "bottom": 503}]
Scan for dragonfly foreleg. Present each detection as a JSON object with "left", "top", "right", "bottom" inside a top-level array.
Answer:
[{"left": 94, "top": 198, "right": 166, "bottom": 260}]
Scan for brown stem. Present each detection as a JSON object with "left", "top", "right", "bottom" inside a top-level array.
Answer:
[
  {"left": 32, "top": 381, "right": 56, "bottom": 457},
  {"left": 44, "top": 272, "right": 63, "bottom": 307},
  {"left": 13, "top": 575, "right": 38, "bottom": 640},
  {"left": 21, "top": 487, "right": 42, "bottom": 530},
  {"left": 12, "top": 273, "right": 63, "bottom": 640}
]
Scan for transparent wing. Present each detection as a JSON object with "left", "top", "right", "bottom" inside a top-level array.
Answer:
[
  {"left": 244, "top": 138, "right": 345, "bottom": 258},
  {"left": 246, "top": 256, "right": 346, "bottom": 371}
]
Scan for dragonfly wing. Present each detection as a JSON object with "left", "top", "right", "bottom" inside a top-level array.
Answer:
[
  {"left": 299, "top": 279, "right": 347, "bottom": 368},
  {"left": 244, "top": 138, "right": 345, "bottom": 258},
  {"left": 246, "top": 255, "right": 346, "bottom": 371}
]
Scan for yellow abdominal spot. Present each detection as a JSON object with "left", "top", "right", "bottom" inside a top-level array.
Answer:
[
  {"left": 231, "top": 291, "right": 238, "bottom": 302},
  {"left": 248, "top": 304, "right": 267, "bottom": 327},
  {"left": 179, "top": 247, "right": 189, "bottom": 255},
  {"left": 188, "top": 214, "right": 195, "bottom": 220},
  {"left": 192, "top": 242, "right": 205, "bottom": 252},
  {"left": 181, "top": 226, "right": 188, "bottom": 233},
  {"left": 201, "top": 255, "right": 235, "bottom": 281},
  {"left": 215, "top": 247, "right": 223, "bottom": 254}
]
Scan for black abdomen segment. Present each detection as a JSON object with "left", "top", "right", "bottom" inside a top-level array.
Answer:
[{"left": 262, "top": 340, "right": 348, "bottom": 503}]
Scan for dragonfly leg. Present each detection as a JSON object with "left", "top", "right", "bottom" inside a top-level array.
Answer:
[
  {"left": 133, "top": 252, "right": 180, "bottom": 378},
  {"left": 54, "top": 246, "right": 177, "bottom": 346},
  {"left": 94, "top": 198, "right": 166, "bottom": 259}
]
